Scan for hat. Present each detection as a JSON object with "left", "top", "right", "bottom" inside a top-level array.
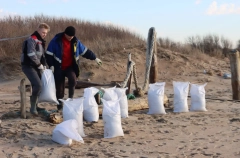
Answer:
[{"left": 64, "top": 26, "right": 75, "bottom": 36}]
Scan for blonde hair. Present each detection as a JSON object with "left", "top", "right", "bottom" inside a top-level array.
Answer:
[{"left": 38, "top": 23, "right": 50, "bottom": 31}]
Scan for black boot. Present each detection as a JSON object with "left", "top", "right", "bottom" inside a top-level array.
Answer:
[
  {"left": 30, "top": 96, "right": 38, "bottom": 115},
  {"left": 57, "top": 102, "right": 63, "bottom": 111}
]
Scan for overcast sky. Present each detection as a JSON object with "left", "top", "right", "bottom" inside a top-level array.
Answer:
[{"left": 1, "top": 0, "right": 240, "bottom": 46}]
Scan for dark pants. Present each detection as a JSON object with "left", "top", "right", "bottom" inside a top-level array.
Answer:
[
  {"left": 22, "top": 65, "right": 42, "bottom": 96},
  {"left": 54, "top": 67, "right": 77, "bottom": 100}
]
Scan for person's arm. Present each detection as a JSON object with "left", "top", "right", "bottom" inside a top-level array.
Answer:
[
  {"left": 45, "top": 39, "right": 55, "bottom": 68},
  {"left": 26, "top": 37, "right": 42, "bottom": 68},
  {"left": 77, "top": 40, "right": 96, "bottom": 60}
]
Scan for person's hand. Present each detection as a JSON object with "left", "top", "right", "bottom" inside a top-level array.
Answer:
[
  {"left": 50, "top": 66, "right": 54, "bottom": 73},
  {"left": 38, "top": 64, "right": 44, "bottom": 70},
  {"left": 95, "top": 58, "right": 102, "bottom": 66}
]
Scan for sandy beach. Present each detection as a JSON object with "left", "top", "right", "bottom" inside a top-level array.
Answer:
[{"left": 0, "top": 49, "right": 240, "bottom": 157}]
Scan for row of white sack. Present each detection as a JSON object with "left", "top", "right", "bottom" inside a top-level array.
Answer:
[
  {"left": 52, "top": 97, "right": 124, "bottom": 145},
  {"left": 37, "top": 69, "right": 129, "bottom": 119},
  {"left": 148, "top": 81, "right": 207, "bottom": 114}
]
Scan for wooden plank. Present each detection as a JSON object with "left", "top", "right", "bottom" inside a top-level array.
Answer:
[
  {"left": 65, "top": 80, "right": 116, "bottom": 89},
  {"left": 229, "top": 50, "right": 240, "bottom": 100},
  {"left": 19, "top": 78, "right": 26, "bottom": 119}
]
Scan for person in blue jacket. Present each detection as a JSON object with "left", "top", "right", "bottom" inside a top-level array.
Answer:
[{"left": 46, "top": 26, "right": 102, "bottom": 110}]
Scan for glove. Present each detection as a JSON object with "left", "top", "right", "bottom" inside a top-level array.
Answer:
[
  {"left": 95, "top": 58, "right": 102, "bottom": 66},
  {"left": 50, "top": 66, "right": 54, "bottom": 73},
  {"left": 38, "top": 64, "right": 44, "bottom": 70}
]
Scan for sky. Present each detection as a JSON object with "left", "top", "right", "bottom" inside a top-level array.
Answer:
[{"left": 0, "top": 0, "right": 240, "bottom": 47}]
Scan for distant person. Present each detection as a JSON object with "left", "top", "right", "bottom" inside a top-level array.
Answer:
[
  {"left": 45, "top": 26, "right": 102, "bottom": 111},
  {"left": 21, "top": 23, "right": 50, "bottom": 115}
]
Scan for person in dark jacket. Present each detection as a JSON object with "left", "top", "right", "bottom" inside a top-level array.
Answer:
[
  {"left": 21, "top": 23, "right": 50, "bottom": 115},
  {"left": 46, "top": 26, "right": 102, "bottom": 110}
]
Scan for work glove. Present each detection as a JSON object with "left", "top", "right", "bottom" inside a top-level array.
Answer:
[
  {"left": 95, "top": 58, "right": 102, "bottom": 66},
  {"left": 50, "top": 66, "right": 54, "bottom": 73},
  {"left": 38, "top": 64, "right": 44, "bottom": 74}
]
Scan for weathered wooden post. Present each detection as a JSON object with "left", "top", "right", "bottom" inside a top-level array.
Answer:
[
  {"left": 19, "top": 78, "right": 26, "bottom": 119},
  {"left": 126, "top": 53, "right": 132, "bottom": 95},
  {"left": 229, "top": 50, "right": 240, "bottom": 100},
  {"left": 150, "top": 35, "right": 158, "bottom": 83}
]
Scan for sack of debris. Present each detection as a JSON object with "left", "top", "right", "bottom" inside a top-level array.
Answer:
[
  {"left": 101, "top": 86, "right": 118, "bottom": 101},
  {"left": 83, "top": 87, "right": 99, "bottom": 122},
  {"left": 115, "top": 87, "right": 129, "bottom": 118},
  {"left": 52, "top": 119, "right": 84, "bottom": 145},
  {"left": 147, "top": 82, "right": 166, "bottom": 115},
  {"left": 60, "top": 98, "right": 86, "bottom": 137},
  {"left": 190, "top": 83, "right": 207, "bottom": 112},
  {"left": 39, "top": 69, "right": 59, "bottom": 104},
  {"left": 173, "top": 81, "right": 190, "bottom": 113},
  {"left": 101, "top": 98, "right": 124, "bottom": 138}
]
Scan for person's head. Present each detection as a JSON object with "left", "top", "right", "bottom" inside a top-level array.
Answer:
[
  {"left": 64, "top": 26, "right": 75, "bottom": 41},
  {"left": 37, "top": 23, "right": 50, "bottom": 39}
]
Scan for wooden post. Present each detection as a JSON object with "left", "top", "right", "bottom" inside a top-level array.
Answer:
[
  {"left": 149, "top": 28, "right": 158, "bottom": 83},
  {"left": 19, "top": 78, "right": 26, "bottom": 119},
  {"left": 126, "top": 53, "right": 132, "bottom": 95},
  {"left": 229, "top": 50, "right": 240, "bottom": 100}
]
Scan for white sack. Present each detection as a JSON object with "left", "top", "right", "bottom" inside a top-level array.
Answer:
[
  {"left": 115, "top": 87, "right": 128, "bottom": 118},
  {"left": 39, "top": 69, "right": 59, "bottom": 104},
  {"left": 190, "top": 83, "right": 207, "bottom": 112},
  {"left": 101, "top": 86, "right": 118, "bottom": 101},
  {"left": 83, "top": 87, "right": 99, "bottom": 122},
  {"left": 173, "top": 81, "right": 190, "bottom": 113},
  {"left": 101, "top": 98, "right": 124, "bottom": 138},
  {"left": 147, "top": 82, "right": 166, "bottom": 115},
  {"left": 52, "top": 119, "right": 84, "bottom": 145},
  {"left": 61, "top": 98, "right": 86, "bottom": 137}
]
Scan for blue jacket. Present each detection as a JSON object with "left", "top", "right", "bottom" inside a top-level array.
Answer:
[{"left": 46, "top": 32, "right": 96, "bottom": 77}]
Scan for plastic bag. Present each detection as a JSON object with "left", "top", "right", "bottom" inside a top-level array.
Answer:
[
  {"left": 115, "top": 87, "right": 128, "bottom": 118},
  {"left": 83, "top": 87, "right": 99, "bottom": 122},
  {"left": 61, "top": 98, "right": 86, "bottom": 137},
  {"left": 39, "top": 69, "right": 59, "bottom": 104},
  {"left": 101, "top": 98, "right": 124, "bottom": 138},
  {"left": 190, "top": 83, "right": 207, "bottom": 112},
  {"left": 173, "top": 81, "right": 190, "bottom": 113},
  {"left": 147, "top": 82, "right": 166, "bottom": 114},
  {"left": 52, "top": 119, "right": 84, "bottom": 145}
]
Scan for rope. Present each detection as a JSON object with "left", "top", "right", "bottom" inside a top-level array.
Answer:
[{"left": 0, "top": 35, "right": 29, "bottom": 42}]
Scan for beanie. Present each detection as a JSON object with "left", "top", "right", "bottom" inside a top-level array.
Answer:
[{"left": 64, "top": 26, "right": 75, "bottom": 36}]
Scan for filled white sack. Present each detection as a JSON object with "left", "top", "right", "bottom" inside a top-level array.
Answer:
[
  {"left": 101, "top": 86, "right": 118, "bottom": 101},
  {"left": 83, "top": 87, "right": 99, "bottom": 122},
  {"left": 39, "top": 69, "right": 59, "bottom": 104},
  {"left": 101, "top": 98, "right": 124, "bottom": 138},
  {"left": 173, "top": 81, "right": 190, "bottom": 113},
  {"left": 60, "top": 98, "right": 86, "bottom": 137},
  {"left": 115, "top": 87, "right": 128, "bottom": 118},
  {"left": 147, "top": 82, "right": 166, "bottom": 115},
  {"left": 190, "top": 83, "right": 207, "bottom": 112},
  {"left": 52, "top": 119, "right": 84, "bottom": 145}
]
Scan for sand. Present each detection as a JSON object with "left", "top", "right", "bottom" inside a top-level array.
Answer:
[{"left": 0, "top": 48, "right": 240, "bottom": 157}]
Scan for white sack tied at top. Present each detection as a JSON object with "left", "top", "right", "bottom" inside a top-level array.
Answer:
[
  {"left": 190, "top": 83, "right": 207, "bottom": 112},
  {"left": 38, "top": 69, "right": 59, "bottom": 104},
  {"left": 115, "top": 87, "right": 129, "bottom": 118},
  {"left": 52, "top": 119, "right": 84, "bottom": 145},
  {"left": 147, "top": 82, "right": 166, "bottom": 115},
  {"left": 60, "top": 98, "right": 86, "bottom": 137},
  {"left": 173, "top": 81, "right": 190, "bottom": 113},
  {"left": 101, "top": 98, "right": 124, "bottom": 139},
  {"left": 83, "top": 87, "right": 99, "bottom": 122}
]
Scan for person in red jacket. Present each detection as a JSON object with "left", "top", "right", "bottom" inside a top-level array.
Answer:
[{"left": 46, "top": 26, "right": 102, "bottom": 110}]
